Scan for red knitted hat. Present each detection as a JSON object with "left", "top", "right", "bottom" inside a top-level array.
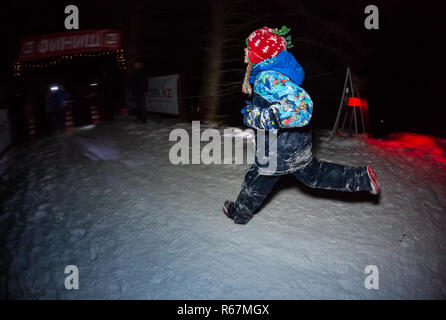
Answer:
[{"left": 246, "top": 26, "right": 292, "bottom": 65}]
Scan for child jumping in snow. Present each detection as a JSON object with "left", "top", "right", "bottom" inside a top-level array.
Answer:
[{"left": 223, "top": 26, "right": 379, "bottom": 225}]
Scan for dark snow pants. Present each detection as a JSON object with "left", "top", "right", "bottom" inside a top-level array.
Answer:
[{"left": 228, "top": 157, "right": 372, "bottom": 224}]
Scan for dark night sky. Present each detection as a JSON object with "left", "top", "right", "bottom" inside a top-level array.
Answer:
[{"left": 0, "top": 0, "right": 444, "bottom": 138}]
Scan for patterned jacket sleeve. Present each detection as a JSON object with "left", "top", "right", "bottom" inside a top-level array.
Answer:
[
  {"left": 243, "top": 71, "right": 312, "bottom": 130},
  {"left": 241, "top": 104, "right": 280, "bottom": 131},
  {"left": 269, "top": 92, "right": 312, "bottom": 128}
]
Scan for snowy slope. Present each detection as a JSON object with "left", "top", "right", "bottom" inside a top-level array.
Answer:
[{"left": 1, "top": 115, "right": 445, "bottom": 299}]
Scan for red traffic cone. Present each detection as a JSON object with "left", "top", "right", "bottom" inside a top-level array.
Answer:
[
  {"left": 28, "top": 119, "right": 37, "bottom": 141},
  {"left": 90, "top": 105, "right": 101, "bottom": 125},
  {"left": 65, "top": 106, "right": 74, "bottom": 132}
]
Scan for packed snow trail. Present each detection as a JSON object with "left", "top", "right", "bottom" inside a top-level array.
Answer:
[{"left": 1, "top": 115, "right": 445, "bottom": 299}]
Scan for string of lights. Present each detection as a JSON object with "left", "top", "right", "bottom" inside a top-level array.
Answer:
[{"left": 12, "top": 49, "right": 127, "bottom": 77}]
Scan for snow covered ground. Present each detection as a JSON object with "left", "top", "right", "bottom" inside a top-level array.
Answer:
[{"left": 1, "top": 115, "right": 445, "bottom": 299}]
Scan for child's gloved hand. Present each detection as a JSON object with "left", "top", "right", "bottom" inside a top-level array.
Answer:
[{"left": 241, "top": 100, "right": 253, "bottom": 115}]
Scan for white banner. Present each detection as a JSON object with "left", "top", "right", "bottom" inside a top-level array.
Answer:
[
  {"left": 146, "top": 74, "right": 179, "bottom": 115},
  {"left": 0, "top": 109, "right": 11, "bottom": 153}
]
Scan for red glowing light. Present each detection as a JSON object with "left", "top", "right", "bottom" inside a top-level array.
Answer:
[
  {"left": 364, "top": 132, "right": 446, "bottom": 165},
  {"left": 347, "top": 97, "right": 362, "bottom": 107}
]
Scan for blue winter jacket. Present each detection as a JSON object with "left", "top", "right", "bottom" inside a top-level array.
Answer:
[{"left": 241, "top": 50, "right": 314, "bottom": 175}]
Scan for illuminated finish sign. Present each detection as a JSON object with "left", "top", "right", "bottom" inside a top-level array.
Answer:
[{"left": 18, "top": 29, "right": 122, "bottom": 62}]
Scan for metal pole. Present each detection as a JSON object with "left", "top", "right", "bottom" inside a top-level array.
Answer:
[
  {"left": 331, "top": 67, "right": 350, "bottom": 137},
  {"left": 341, "top": 108, "right": 348, "bottom": 130},
  {"left": 356, "top": 84, "right": 366, "bottom": 133},
  {"left": 348, "top": 69, "right": 358, "bottom": 136},
  {"left": 349, "top": 108, "right": 354, "bottom": 132}
]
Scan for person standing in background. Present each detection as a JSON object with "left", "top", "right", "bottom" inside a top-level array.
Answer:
[{"left": 53, "top": 85, "right": 70, "bottom": 132}]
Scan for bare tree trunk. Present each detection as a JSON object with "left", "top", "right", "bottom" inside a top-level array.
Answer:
[
  {"left": 200, "top": 1, "right": 226, "bottom": 121},
  {"left": 127, "top": 0, "right": 144, "bottom": 66},
  {"left": 124, "top": 0, "right": 144, "bottom": 110}
]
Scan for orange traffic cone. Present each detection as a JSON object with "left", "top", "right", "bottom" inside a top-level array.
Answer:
[
  {"left": 65, "top": 106, "right": 74, "bottom": 132},
  {"left": 28, "top": 119, "right": 37, "bottom": 141},
  {"left": 90, "top": 105, "right": 101, "bottom": 125}
]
